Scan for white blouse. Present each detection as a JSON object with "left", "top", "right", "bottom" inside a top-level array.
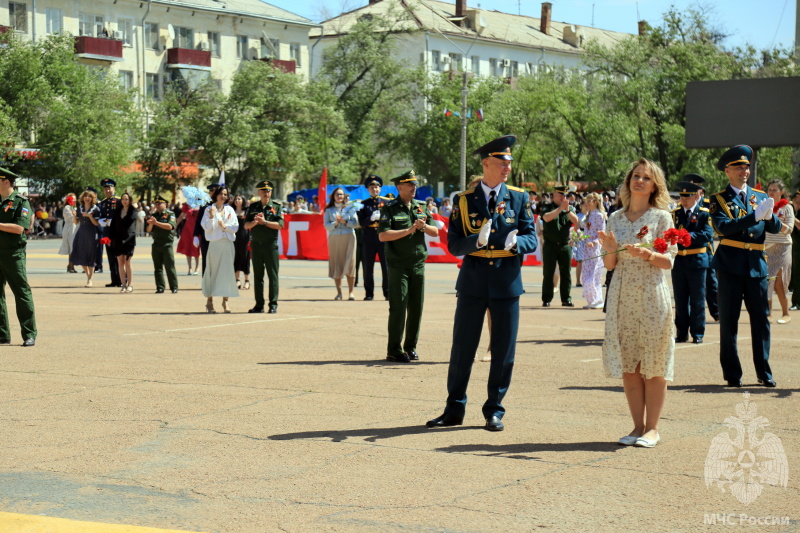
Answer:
[{"left": 201, "top": 204, "right": 239, "bottom": 242}]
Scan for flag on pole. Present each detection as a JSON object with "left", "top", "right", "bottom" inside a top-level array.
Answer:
[
  {"left": 476, "top": 108, "right": 484, "bottom": 122},
  {"left": 218, "top": 169, "right": 226, "bottom": 186},
  {"left": 444, "top": 108, "right": 452, "bottom": 117},
  {"left": 318, "top": 167, "right": 328, "bottom": 214},
  {"left": 467, "top": 108, "right": 472, "bottom": 118},
  {"left": 452, "top": 110, "right": 461, "bottom": 117}
]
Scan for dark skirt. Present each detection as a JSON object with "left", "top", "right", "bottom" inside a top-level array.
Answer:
[
  {"left": 70, "top": 219, "right": 98, "bottom": 267},
  {"left": 233, "top": 215, "right": 250, "bottom": 274}
]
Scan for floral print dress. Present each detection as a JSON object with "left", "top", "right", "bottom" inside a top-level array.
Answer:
[{"left": 602, "top": 208, "right": 677, "bottom": 380}]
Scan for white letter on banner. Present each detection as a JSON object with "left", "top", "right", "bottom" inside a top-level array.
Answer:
[
  {"left": 425, "top": 218, "right": 446, "bottom": 256},
  {"left": 286, "top": 220, "right": 309, "bottom": 257}
]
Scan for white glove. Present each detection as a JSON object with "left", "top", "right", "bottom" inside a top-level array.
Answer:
[
  {"left": 192, "top": 236, "right": 200, "bottom": 248},
  {"left": 754, "top": 197, "right": 774, "bottom": 221},
  {"left": 477, "top": 219, "right": 492, "bottom": 248},
  {"left": 504, "top": 229, "right": 518, "bottom": 251},
  {"left": 98, "top": 218, "right": 108, "bottom": 227},
  {"left": 370, "top": 210, "right": 380, "bottom": 222}
]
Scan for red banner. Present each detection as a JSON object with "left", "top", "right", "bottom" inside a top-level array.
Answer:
[{"left": 278, "top": 213, "right": 541, "bottom": 266}]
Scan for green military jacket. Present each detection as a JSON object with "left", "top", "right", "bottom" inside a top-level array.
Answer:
[
  {"left": 541, "top": 203, "right": 575, "bottom": 245},
  {"left": 246, "top": 200, "right": 284, "bottom": 245},
  {"left": 0, "top": 191, "right": 32, "bottom": 252},
  {"left": 151, "top": 209, "right": 176, "bottom": 245},
  {"left": 378, "top": 198, "right": 432, "bottom": 268}
]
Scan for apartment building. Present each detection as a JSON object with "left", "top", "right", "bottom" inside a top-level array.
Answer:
[{"left": 1, "top": 0, "right": 318, "bottom": 98}]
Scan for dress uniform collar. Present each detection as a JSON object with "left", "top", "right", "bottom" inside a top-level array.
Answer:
[{"left": 479, "top": 181, "right": 503, "bottom": 203}]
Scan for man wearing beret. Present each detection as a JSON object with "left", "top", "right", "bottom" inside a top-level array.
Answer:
[
  {"left": 540, "top": 185, "right": 579, "bottom": 307},
  {"left": 357, "top": 175, "right": 389, "bottom": 301},
  {"left": 671, "top": 180, "right": 713, "bottom": 344},
  {"left": 97, "top": 178, "right": 122, "bottom": 287},
  {"left": 0, "top": 168, "right": 37, "bottom": 346},
  {"left": 147, "top": 195, "right": 179, "bottom": 294},
  {"left": 427, "top": 135, "right": 538, "bottom": 431},
  {"left": 684, "top": 173, "right": 719, "bottom": 321},
  {"left": 245, "top": 180, "right": 284, "bottom": 314},
  {"left": 378, "top": 170, "right": 438, "bottom": 362},
  {"left": 708, "top": 145, "right": 781, "bottom": 388}
]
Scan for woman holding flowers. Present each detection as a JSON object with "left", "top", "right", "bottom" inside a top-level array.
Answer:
[
  {"left": 580, "top": 193, "right": 607, "bottom": 309},
  {"left": 324, "top": 187, "right": 359, "bottom": 300},
  {"left": 597, "top": 158, "right": 677, "bottom": 448},
  {"left": 764, "top": 179, "right": 794, "bottom": 324},
  {"left": 70, "top": 189, "right": 101, "bottom": 288}
]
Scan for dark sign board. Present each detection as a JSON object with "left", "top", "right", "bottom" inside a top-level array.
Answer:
[{"left": 685, "top": 77, "right": 800, "bottom": 148}]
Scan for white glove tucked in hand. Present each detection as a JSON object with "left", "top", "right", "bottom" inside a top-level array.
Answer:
[
  {"left": 98, "top": 218, "right": 108, "bottom": 227},
  {"left": 370, "top": 210, "right": 380, "bottom": 222},
  {"left": 477, "top": 219, "right": 492, "bottom": 248},
  {"left": 504, "top": 229, "right": 518, "bottom": 251},
  {"left": 192, "top": 236, "right": 200, "bottom": 248},
  {"left": 754, "top": 197, "right": 774, "bottom": 221}
]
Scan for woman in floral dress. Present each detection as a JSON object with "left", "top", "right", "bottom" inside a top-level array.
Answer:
[
  {"left": 580, "top": 193, "right": 607, "bottom": 308},
  {"left": 598, "top": 158, "right": 677, "bottom": 448}
]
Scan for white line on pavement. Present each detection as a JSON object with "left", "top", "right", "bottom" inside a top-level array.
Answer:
[{"left": 124, "top": 316, "right": 325, "bottom": 336}]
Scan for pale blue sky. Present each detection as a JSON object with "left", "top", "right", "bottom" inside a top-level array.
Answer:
[{"left": 273, "top": 0, "right": 797, "bottom": 52}]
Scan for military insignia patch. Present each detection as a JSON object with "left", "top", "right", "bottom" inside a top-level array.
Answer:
[
  {"left": 749, "top": 195, "right": 757, "bottom": 208},
  {"left": 709, "top": 202, "right": 717, "bottom": 214},
  {"left": 21, "top": 207, "right": 29, "bottom": 216}
]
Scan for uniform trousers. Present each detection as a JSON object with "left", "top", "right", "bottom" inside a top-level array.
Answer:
[
  {"left": 386, "top": 263, "right": 424, "bottom": 357},
  {"left": 541, "top": 241, "right": 572, "bottom": 303},
  {"left": 0, "top": 250, "right": 37, "bottom": 341},
  {"left": 252, "top": 244, "right": 279, "bottom": 308},
  {"left": 445, "top": 294, "right": 519, "bottom": 420},
  {"left": 706, "top": 262, "right": 719, "bottom": 318},
  {"left": 362, "top": 232, "right": 388, "bottom": 298},
  {"left": 717, "top": 270, "right": 772, "bottom": 382},
  {"left": 152, "top": 244, "right": 178, "bottom": 291},
  {"left": 672, "top": 267, "right": 706, "bottom": 339}
]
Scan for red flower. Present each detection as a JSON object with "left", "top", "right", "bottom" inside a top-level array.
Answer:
[
  {"left": 773, "top": 198, "right": 789, "bottom": 213},
  {"left": 653, "top": 238, "right": 668, "bottom": 254},
  {"left": 247, "top": 241, "right": 252, "bottom": 252},
  {"left": 636, "top": 225, "right": 649, "bottom": 239},
  {"left": 100, "top": 237, "right": 111, "bottom": 245}
]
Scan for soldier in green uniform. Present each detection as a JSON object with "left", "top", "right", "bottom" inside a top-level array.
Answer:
[
  {"left": 0, "top": 168, "right": 36, "bottom": 346},
  {"left": 146, "top": 195, "right": 178, "bottom": 294},
  {"left": 378, "top": 170, "right": 438, "bottom": 362},
  {"left": 540, "top": 185, "right": 579, "bottom": 307},
  {"left": 245, "top": 180, "right": 284, "bottom": 314}
]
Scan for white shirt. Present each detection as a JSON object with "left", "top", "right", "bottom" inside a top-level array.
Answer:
[
  {"left": 201, "top": 204, "right": 238, "bottom": 242},
  {"left": 479, "top": 181, "right": 502, "bottom": 204},
  {"left": 731, "top": 184, "right": 748, "bottom": 201}
]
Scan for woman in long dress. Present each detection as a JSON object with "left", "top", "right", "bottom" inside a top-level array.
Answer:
[
  {"left": 58, "top": 193, "right": 78, "bottom": 273},
  {"left": 69, "top": 190, "right": 101, "bottom": 287},
  {"left": 323, "top": 187, "right": 358, "bottom": 300},
  {"left": 580, "top": 193, "right": 607, "bottom": 309},
  {"left": 764, "top": 179, "right": 795, "bottom": 324},
  {"left": 110, "top": 192, "right": 137, "bottom": 293},
  {"left": 176, "top": 203, "right": 200, "bottom": 275},
  {"left": 200, "top": 185, "right": 239, "bottom": 313},
  {"left": 230, "top": 194, "right": 251, "bottom": 289},
  {"left": 597, "top": 158, "right": 677, "bottom": 448}
]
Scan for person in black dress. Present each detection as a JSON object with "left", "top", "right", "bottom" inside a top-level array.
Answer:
[
  {"left": 69, "top": 189, "right": 101, "bottom": 288},
  {"left": 110, "top": 192, "right": 137, "bottom": 292},
  {"left": 231, "top": 194, "right": 251, "bottom": 290}
]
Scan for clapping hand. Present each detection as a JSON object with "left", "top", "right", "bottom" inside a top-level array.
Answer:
[
  {"left": 754, "top": 197, "right": 774, "bottom": 221},
  {"left": 146, "top": 216, "right": 156, "bottom": 225},
  {"left": 477, "top": 219, "right": 492, "bottom": 248},
  {"left": 504, "top": 229, "right": 518, "bottom": 251},
  {"left": 370, "top": 210, "right": 380, "bottom": 222}
]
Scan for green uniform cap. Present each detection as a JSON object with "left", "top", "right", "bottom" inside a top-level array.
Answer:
[
  {"left": 256, "top": 180, "right": 274, "bottom": 191},
  {"left": 391, "top": 170, "right": 418, "bottom": 185}
]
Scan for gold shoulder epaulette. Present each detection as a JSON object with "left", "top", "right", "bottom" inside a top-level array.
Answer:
[
  {"left": 506, "top": 185, "right": 525, "bottom": 193},
  {"left": 699, "top": 207, "right": 709, "bottom": 212},
  {"left": 458, "top": 187, "right": 477, "bottom": 197}
]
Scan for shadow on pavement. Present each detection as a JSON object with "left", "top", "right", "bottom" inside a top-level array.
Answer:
[
  {"left": 519, "top": 338, "right": 603, "bottom": 347},
  {"left": 434, "top": 441, "right": 622, "bottom": 458},
  {"left": 561, "top": 384, "right": 797, "bottom": 398},
  {"left": 258, "top": 360, "right": 447, "bottom": 367},
  {"left": 270, "top": 424, "right": 471, "bottom": 442}
]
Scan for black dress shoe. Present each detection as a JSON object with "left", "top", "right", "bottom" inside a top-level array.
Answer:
[
  {"left": 405, "top": 350, "right": 419, "bottom": 361},
  {"left": 171, "top": 289, "right": 178, "bottom": 294},
  {"left": 364, "top": 296, "right": 374, "bottom": 301},
  {"left": 426, "top": 413, "right": 463, "bottom": 427},
  {"left": 675, "top": 336, "right": 688, "bottom": 343},
  {"left": 22, "top": 338, "right": 35, "bottom": 347},
  {"left": 95, "top": 269, "right": 103, "bottom": 274},
  {"left": 386, "top": 353, "right": 411, "bottom": 363},
  {"left": 758, "top": 378, "right": 777, "bottom": 388},
  {"left": 712, "top": 315, "right": 720, "bottom": 321},
  {"left": 692, "top": 337, "right": 703, "bottom": 344},
  {"left": 155, "top": 289, "right": 165, "bottom": 294},
  {"left": 542, "top": 302, "right": 551, "bottom": 307},
  {"left": 106, "top": 283, "right": 122, "bottom": 288},
  {"left": 726, "top": 379, "right": 743, "bottom": 388},
  {"left": 562, "top": 301, "right": 574, "bottom": 307},
  {"left": 268, "top": 306, "right": 277, "bottom": 314},
  {"left": 248, "top": 307, "right": 265, "bottom": 314},
  {"left": 0, "top": 339, "right": 11, "bottom": 345},
  {"left": 485, "top": 416, "right": 504, "bottom": 431}
]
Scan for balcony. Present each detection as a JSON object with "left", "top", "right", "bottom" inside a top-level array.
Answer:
[
  {"left": 166, "top": 48, "right": 211, "bottom": 70},
  {"left": 74, "top": 36, "right": 123, "bottom": 62},
  {"left": 0, "top": 25, "right": 11, "bottom": 34},
  {"left": 260, "top": 58, "right": 296, "bottom": 74}
]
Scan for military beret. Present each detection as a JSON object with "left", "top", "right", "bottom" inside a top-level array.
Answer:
[
  {"left": 364, "top": 175, "right": 383, "bottom": 187},
  {"left": 391, "top": 170, "right": 418, "bottom": 185},
  {"left": 100, "top": 178, "right": 116, "bottom": 187},
  {"left": 717, "top": 145, "right": 753, "bottom": 171},
  {"left": 471, "top": 135, "right": 516, "bottom": 160},
  {"left": 256, "top": 180, "right": 274, "bottom": 191}
]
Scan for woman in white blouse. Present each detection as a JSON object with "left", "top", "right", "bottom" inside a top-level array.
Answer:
[
  {"left": 200, "top": 185, "right": 239, "bottom": 313},
  {"left": 764, "top": 179, "right": 795, "bottom": 324}
]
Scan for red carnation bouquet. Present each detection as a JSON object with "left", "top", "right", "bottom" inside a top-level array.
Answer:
[
  {"left": 579, "top": 228, "right": 690, "bottom": 262},
  {"left": 773, "top": 198, "right": 789, "bottom": 214},
  {"left": 100, "top": 237, "right": 111, "bottom": 245}
]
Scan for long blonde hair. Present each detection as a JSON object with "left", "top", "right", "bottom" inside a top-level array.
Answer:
[
  {"left": 584, "top": 192, "right": 606, "bottom": 217},
  {"left": 618, "top": 158, "right": 670, "bottom": 211}
]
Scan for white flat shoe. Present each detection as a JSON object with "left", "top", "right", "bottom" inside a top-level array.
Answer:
[
  {"left": 635, "top": 433, "right": 660, "bottom": 448},
  {"left": 777, "top": 315, "right": 791, "bottom": 324},
  {"left": 618, "top": 435, "right": 639, "bottom": 446}
]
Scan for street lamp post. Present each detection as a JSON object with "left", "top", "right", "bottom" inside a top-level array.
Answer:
[{"left": 555, "top": 156, "right": 563, "bottom": 185}]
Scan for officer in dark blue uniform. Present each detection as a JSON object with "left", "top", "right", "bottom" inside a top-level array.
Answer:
[
  {"left": 671, "top": 180, "right": 713, "bottom": 344},
  {"left": 426, "top": 135, "right": 538, "bottom": 432},
  {"left": 356, "top": 175, "right": 389, "bottom": 301},
  {"left": 96, "top": 178, "right": 121, "bottom": 287},
  {"left": 709, "top": 145, "right": 781, "bottom": 388},
  {"left": 684, "top": 173, "right": 719, "bottom": 321}
]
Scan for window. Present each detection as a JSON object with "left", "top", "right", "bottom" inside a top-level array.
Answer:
[
  {"left": 207, "top": 31, "right": 221, "bottom": 57},
  {"left": 489, "top": 58, "right": 497, "bottom": 76},
  {"left": 449, "top": 53, "right": 462, "bottom": 71},
  {"left": 510, "top": 60, "right": 519, "bottom": 77},
  {"left": 236, "top": 35, "right": 248, "bottom": 59},
  {"left": 146, "top": 73, "right": 160, "bottom": 100},
  {"left": 117, "top": 18, "right": 134, "bottom": 45},
  {"left": 289, "top": 43, "right": 301, "bottom": 66},
  {"left": 260, "top": 37, "right": 279, "bottom": 59},
  {"left": 144, "top": 22, "right": 159, "bottom": 50},
  {"left": 471, "top": 55, "right": 480, "bottom": 75},
  {"left": 119, "top": 70, "right": 134, "bottom": 91},
  {"left": 45, "top": 8, "right": 62, "bottom": 34},
  {"left": 79, "top": 12, "right": 104, "bottom": 37},
  {"left": 431, "top": 50, "right": 441, "bottom": 72},
  {"left": 9, "top": 2, "right": 28, "bottom": 32},
  {"left": 175, "top": 26, "right": 194, "bottom": 49}
]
